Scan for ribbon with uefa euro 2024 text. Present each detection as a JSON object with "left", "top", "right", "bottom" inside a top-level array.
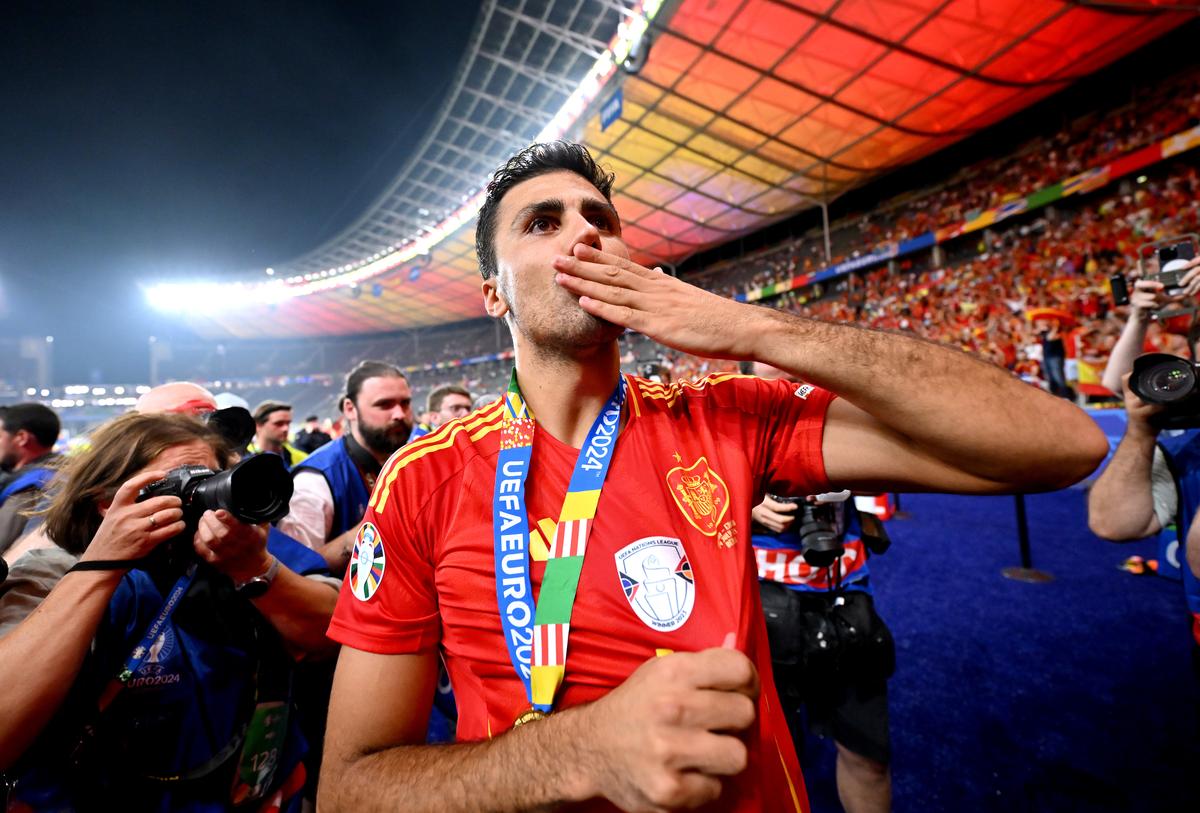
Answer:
[{"left": 493, "top": 367, "right": 625, "bottom": 717}]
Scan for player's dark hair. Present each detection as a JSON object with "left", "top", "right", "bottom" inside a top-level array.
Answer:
[{"left": 476, "top": 141, "right": 616, "bottom": 281}]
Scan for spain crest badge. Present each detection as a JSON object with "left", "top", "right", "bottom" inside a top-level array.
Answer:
[{"left": 665, "top": 456, "right": 729, "bottom": 537}]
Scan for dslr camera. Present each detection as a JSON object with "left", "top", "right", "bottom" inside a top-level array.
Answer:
[
  {"left": 770, "top": 491, "right": 891, "bottom": 567},
  {"left": 1129, "top": 352, "right": 1200, "bottom": 429},
  {"left": 137, "top": 453, "right": 294, "bottom": 528},
  {"left": 1111, "top": 234, "right": 1198, "bottom": 311}
]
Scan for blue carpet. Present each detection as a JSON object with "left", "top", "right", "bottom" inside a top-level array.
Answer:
[{"left": 795, "top": 490, "right": 1200, "bottom": 813}]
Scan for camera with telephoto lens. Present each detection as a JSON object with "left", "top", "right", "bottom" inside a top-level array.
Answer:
[
  {"left": 769, "top": 491, "right": 892, "bottom": 566},
  {"left": 770, "top": 492, "right": 848, "bottom": 568},
  {"left": 136, "top": 453, "right": 294, "bottom": 528},
  {"left": 1129, "top": 352, "right": 1200, "bottom": 429}
]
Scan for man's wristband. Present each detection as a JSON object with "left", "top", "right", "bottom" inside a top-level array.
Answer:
[{"left": 234, "top": 555, "right": 280, "bottom": 598}]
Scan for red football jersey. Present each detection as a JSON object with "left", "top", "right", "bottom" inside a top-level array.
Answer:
[{"left": 328, "top": 373, "right": 835, "bottom": 812}]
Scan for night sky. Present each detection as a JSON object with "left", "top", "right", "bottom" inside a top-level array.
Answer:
[{"left": 0, "top": 1, "right": 481, "bottom": 383}]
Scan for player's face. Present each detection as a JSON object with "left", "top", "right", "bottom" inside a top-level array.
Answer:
[
  {"left": 347, "top": 375, "right": 414, "bottom": 457},
  {"left": 434, "top": 393, "right": 472, "bottom": 427},
  {"left": 484, "top": 170, "right": 629, "bottom": 353}
]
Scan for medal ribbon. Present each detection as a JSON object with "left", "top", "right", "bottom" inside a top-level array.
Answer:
[{"left": 493, "top": 368, "right": 625, "bottom": 714}]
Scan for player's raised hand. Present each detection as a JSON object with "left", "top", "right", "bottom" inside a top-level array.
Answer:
[{"left": 553, "top": 243, "right": 767, "bottom": 361}]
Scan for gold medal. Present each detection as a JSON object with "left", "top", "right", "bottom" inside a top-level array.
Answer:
[{"left": 513, "top": 708, "right": 548, "bottom": 727}]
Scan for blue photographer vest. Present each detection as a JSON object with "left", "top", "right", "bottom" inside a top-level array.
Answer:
[
  {"left": 0, "top": 466, "right": 54, "bottom": 508},
  {"left": 1157, "top": 429, "right": 1200, "bottom": 639},
  {"left": 14, "top": 568, "right": 307, "bottom": 812},
  {"left": 292, "top": 436, "right": 371, "bottom": 541}
]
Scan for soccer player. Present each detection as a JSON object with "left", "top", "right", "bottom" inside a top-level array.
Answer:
[{"left": 319, "top": 142, "right": 1106, "bottom": 812}]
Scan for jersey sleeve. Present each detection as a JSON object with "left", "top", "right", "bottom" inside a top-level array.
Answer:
[
  {"left": 747, "top": 377, "right": 836, "bottom": 498},
  {"left": 325, "top": 461, "right": 442, "bottom": 654}
]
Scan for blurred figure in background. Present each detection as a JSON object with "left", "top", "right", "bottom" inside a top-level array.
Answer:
[
  {"left": 293, "top": 414, "right": 332, "bottom": 455},
  {"left": 247, "top": 400, "right": 307, "bottom": 471},
  {"left": 0, "top": 403, "right": 61, "bottom": 556}
]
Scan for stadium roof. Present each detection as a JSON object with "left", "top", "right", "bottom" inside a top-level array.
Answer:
[{"left": 154, "top": 0, "right": 1195, "bottom": 339}]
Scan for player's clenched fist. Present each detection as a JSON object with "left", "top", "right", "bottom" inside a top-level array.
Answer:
[{"left": 576, "top": 646, "right": 759, "bottom": 812}]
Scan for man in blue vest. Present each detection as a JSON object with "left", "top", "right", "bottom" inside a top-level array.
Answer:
[
  {"left": 0, "top": 403, "right": 60, "bottom": 556},
  {"left": 280, "top": 360, "right": 414, "bottom": 576}
]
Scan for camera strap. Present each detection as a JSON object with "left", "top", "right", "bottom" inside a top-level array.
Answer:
[{"left": 99, "top": 562, "right": 198, "bottom": 711}]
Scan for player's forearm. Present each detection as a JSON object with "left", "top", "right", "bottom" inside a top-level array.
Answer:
[
  {"left": 750, "top": 309, "right": 1107, "bottom": 490},
  {"left": 1088, "top": 427, "right": 1160, "bottom": 540},
  {"left": 0, "top": 571, "right": 121, "bottom": 769},
  {"left": 1101, "top": 313, "right": 1150, "bottom": 393},
  {"left": 319, "top": 709, "right": 596, "bottom": 813}
]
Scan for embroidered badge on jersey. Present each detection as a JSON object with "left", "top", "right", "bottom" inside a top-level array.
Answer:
[
  {"left": 615, "top": 536, "right": 695, "bottom": 631},
  {"left": 665, "top": 457, "right": 730, "bottom": 537},
  {"left": 350, "top": 522, "right": 386, "bottom": 602}
]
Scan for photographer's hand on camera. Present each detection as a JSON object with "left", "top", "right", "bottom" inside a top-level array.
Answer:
[
  {"left": 1129, "top": 278, "right": 1171, "bottom": 321},
  {"left": 752, "top": 495, "right": 800, "bottom": 534},
  {"left": 1121, "top": 371, "right": 1166, "bottom": 437},
  {"left": 81, "top": 470, "right": 186, "bottom": 568},
  {"left": 192, "top": 509, "right": 271, "bottom": 584}
]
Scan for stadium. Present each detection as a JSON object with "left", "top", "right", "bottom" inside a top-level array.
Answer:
[{"left": 2, "top": 1, "right": 1199, "bottom": 810}]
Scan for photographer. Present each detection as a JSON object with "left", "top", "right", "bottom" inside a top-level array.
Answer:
[
  {"left": 0, "top": 412, "right": 336, "bottom": 810},
  {"left": 755, "top": 494, "right": 894, "bottom": 813}
]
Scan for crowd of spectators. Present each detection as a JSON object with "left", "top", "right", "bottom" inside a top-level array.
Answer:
[
  {"left": 697, "top": 65, "right": 1200, "bottom": 301},
  {"left": 643, "top": 161, "right": 1200, "bottom": 399}
]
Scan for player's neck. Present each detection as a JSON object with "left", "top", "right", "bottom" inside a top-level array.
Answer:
[{"left": 513, "top": 340, "right": 622, "bottom": 449}]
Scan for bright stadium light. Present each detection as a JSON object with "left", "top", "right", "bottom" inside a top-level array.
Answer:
[
  {"left": 25, "top": 387, "right": 36, "bottom": 396},
  {"left": 142, "top": 0, "right": 664, "bottom": 311}
]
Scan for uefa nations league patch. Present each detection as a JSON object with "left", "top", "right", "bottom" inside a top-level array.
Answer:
[
  {"left": 350, "top": 522, "right": 386, "bottom": 602},
  {"left": 614, "top": 536, "right": 695, "bottom": 632}
]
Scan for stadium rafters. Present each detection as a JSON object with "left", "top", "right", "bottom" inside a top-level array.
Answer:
[
  {"left": 150, "top": 0, "right": 1196, "bottom": 338},
  {"left": 281, "top": 0, "right": 643, "bottom": 279}
]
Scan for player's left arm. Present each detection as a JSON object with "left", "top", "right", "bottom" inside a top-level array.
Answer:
[{"left": 553, "top": 245, "right": 1107, "bottom": 494}]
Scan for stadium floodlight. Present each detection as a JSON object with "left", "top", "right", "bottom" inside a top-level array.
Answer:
[
  {"left": 142, "top": 0, "right": 664, "bottom": 312},
  {"left": 25, "top": 387, "right": 36, "bottom": 396}
]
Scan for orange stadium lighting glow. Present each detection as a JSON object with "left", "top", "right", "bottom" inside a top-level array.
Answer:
[{"left": 144, "top": 0, "right": 664, "bottom": 315}]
